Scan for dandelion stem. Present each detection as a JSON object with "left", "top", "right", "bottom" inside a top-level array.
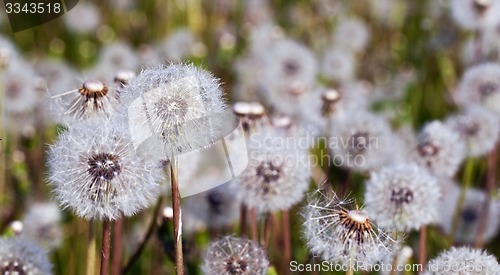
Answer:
[
  {"left": 475, "top": 143, "right": 498, "bottom": 248},
  {"left": 249, "top": 208, "right": 258, "bottom": 243},
  {"left": 100, "top": 219, "right": 111, "bottom": 275},
  {"left": 418, "top": 225, "right": 427, "bottom": 270},
  {"left": 240, "top": 204, "right": 247, "bottom": 238},
  {"left": 474, "top": 30, "right": 483, "bottom": 64},
  {"left": 86, "top": 221, "right": 97, "bottom": 275},
  {"left": 449, "top": 158, "right": 474, "bottom": 243},
  {"left": 261, "top": 213, "right": 273, "bottom": 248},
  {"left": 346, "top": 267, "right": 354, "bottom": 275},
  {"left": 123, "top": 197, "right": 163, "bottom": 273},
  {"left": 390, "top": 232, "right": 398, "bottom": 275},
  {"left": 111, "top": 216, "right": 123, "bottom": 275},
  {"left": 170, "top": 155, "right": 184, "bottom": 275}
]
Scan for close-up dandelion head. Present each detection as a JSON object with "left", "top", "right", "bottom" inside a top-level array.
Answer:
[
  {"left": 47, "top": 118, "right": 160, "bottom": 220},
  {"left": 301, "top": 190, "right": 398, "bottom": 269},
  {"left": 202, "top": 236, "right": 269, "bottom": 275}
]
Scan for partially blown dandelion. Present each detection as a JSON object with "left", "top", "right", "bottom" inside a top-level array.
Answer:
[
  {"left": 203, "top": 236, "right": 269, "bottom": 275},
  {"left": 302, "top": 190, "right": 397, "bottom": 269}
]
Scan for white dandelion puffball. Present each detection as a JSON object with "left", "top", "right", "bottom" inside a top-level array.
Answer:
[
  {"left": 425, "top": 247, "right": 500, "bottom": 275},
  {"left": 365, "top": 164, "right": 441, "bottom": 231},
  {"left": 334, "top": 17, "right": 371, "bottom": 53},
  {"left": 439, "top": 184, "right": 500, "bottom": 244},
  {"left": 0, "top": 35, "right": 19, "bottom": 67},
  {"left": 203, "top": 236, "right": 269, "bottom": 275},
  {"left": 233, "top": 125, "right": 311, "bottom": 213},
  {"left": 302, "top": 190, "right": 398, "bottom": 269},
  {"left": 451, "top": 0, "right": 500, "bottom": 30},
  {"left": 445, "top": 106, "right": 499, "bottom": 157},
  {"left": 321, "top": 46, "right": 356, "bottom": 83},
  {"left": 0, "top": 237, "right": 52, "bottom": 275},
  {"left": 455, "top": 63, "right": 500, "bottom": 115},
  {"left": 63, "top": 2, "right": 100, "bottom": 33},
  {"left": 413, "top": 121, "right": 466, "bottom": 178},
  {"left": 21, "top": 202, "right": 62, "bottom": 251},
  {"left": 121, "top": 63, "right": 230, "bottom": 158},
  {"left": 158, "top": 28, "right": 197, "bottom": 62},
  {"left": 3, "top": 59, "right": 40, "bottom": 115},
  {"left": 50, "top": 79, "right": 120, "bottom": 125},
  {"left": 329, "top": 112, "right": 394, "bottom": 172},
  {"left": 183, "top": 183, "right": 240, "bottom": 233},
  {"left": 98, "top": 41, "right": 140, "bottom": 72},
  {"left": 48, "top": 118, "right": 161, "bottom": 220}
]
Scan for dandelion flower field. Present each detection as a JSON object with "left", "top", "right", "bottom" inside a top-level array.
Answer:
[{"left": 2, "top": 0, "right": 500, "bottom": 274}]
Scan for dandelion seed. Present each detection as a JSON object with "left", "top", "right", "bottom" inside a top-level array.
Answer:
[
  {"left": 0, "top": 237, "right": 52, "bottom": 275},
  {"left": 203, "top": 236, "right": 269, "bottom": 275},
  {"left": 48, "top": 118, "right": 161, "bottom": 220},
  {"left": 413, "top": 121, "right": 466, "bottom": 178},
  {"left": 439, "top": 184, "right": 500, "bottom": 244},
  {"left": 301, "top": 190, "right": 397, "bottom": 268},
  {"left": 21, "top": 202, "right": 62, "bottom": 251},
  {"left": 232, "top": 124, "right": 310, "bottom": 213},
  {"left": 365, "top": 164, "right": 441, "bottom": 231},
  {"left": 455, "top": 63, "right": 500, "bottom": 116},
  {"left": 425, "top": 247, "right": 500, "bottom": 274}
]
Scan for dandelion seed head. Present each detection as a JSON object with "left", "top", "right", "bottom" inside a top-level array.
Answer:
[
  {"left": 413, "top": 121, "right": 466, "bottom": 177},
  {"left": 121, "top": 63, "right": 228, "bottom": 157},
  {"left": 425, "top": 247, "right": 500, "bottom": 275},
  {"left": 183, "top": 183, "right": 239, "bottom": 232},
  {"left": 21, "top": 202, "right": 62, "bottom": 251},
  {"left": 334, "top": 17, "right": 370, "bottom": 53},
  {"left": 456, "top": 63, "right": 500, "bottom": 115},
  {"left": 451, "top": 0, "right": 500, "bottom": 30},
  {"left": 203, "top": 236, "right": 268, "bottom": 275},
  {"left": 114, "top": 70, "right": 136, "bottom": 87},
  {"left": 365, "top": 164, "right": 441, "bottom": 231},
  {"left": 158, "top": 29, "right": 197, "bottom": 62},
  {"left": 439, "top": 184, "right": 500, "bottom": 244},
  {"left": 445, "top": 106, "right": 499, "bottom": 157},
  {"left": 233, "top": 125, "right": 310, "bottom": 213},
  {"left": 4, "top": 59, "right": 39, "bottom": 115},
  {"left": 330, "top": 112, "right": 393, "bottom": 171},
  {"left": 48, "top": 118, "right": 161, "bottom": 220},
  {"left": 64, "top": 3, "right": 101, "bottom": 33},
  {"left": 302, "top": 190, "right": 397, "bottom": 268},
  {"left": 0, "top": 237, "right": 52, "bottom": 275},
  {"left": 321, "top": 47, "right": 356, "bottom": 83}
]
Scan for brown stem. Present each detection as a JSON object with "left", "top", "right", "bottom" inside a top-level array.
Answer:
[
  {"left": 240, "top": 204, "right": 248, "bottom": 238},
  {"left": 260, "top": 213, "right": 273, "bottom": 248},
  {"left": 111, "top": 217, "right": 123, "bottom": 275},
  {"left": 170, "top": 156, "right": 184, "bottom": 275},
  {"left": 249, "top": 208, "right": 258, "bottom": 243},
  {"left": 475, "top": 143, "right": 498, "bottom": 247},
  {"left": 100, "top": 219, "right": 111, "bottom": 275},
  {"left": 282, "top": 211, "right": 291, "bottom": 275},
  {"left": 418, "top": 226, "right": 427, "bottom": 270},
  {"left": 474, "top": 30, "right": 483, "bottom": 64}
]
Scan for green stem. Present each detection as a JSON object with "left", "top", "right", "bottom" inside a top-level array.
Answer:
[
  {"left": 86, "top": 221, "right": 97, "bottom": 275},
  {"left": 449, "top": 158, "right": 474, "bottom": 243}
]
